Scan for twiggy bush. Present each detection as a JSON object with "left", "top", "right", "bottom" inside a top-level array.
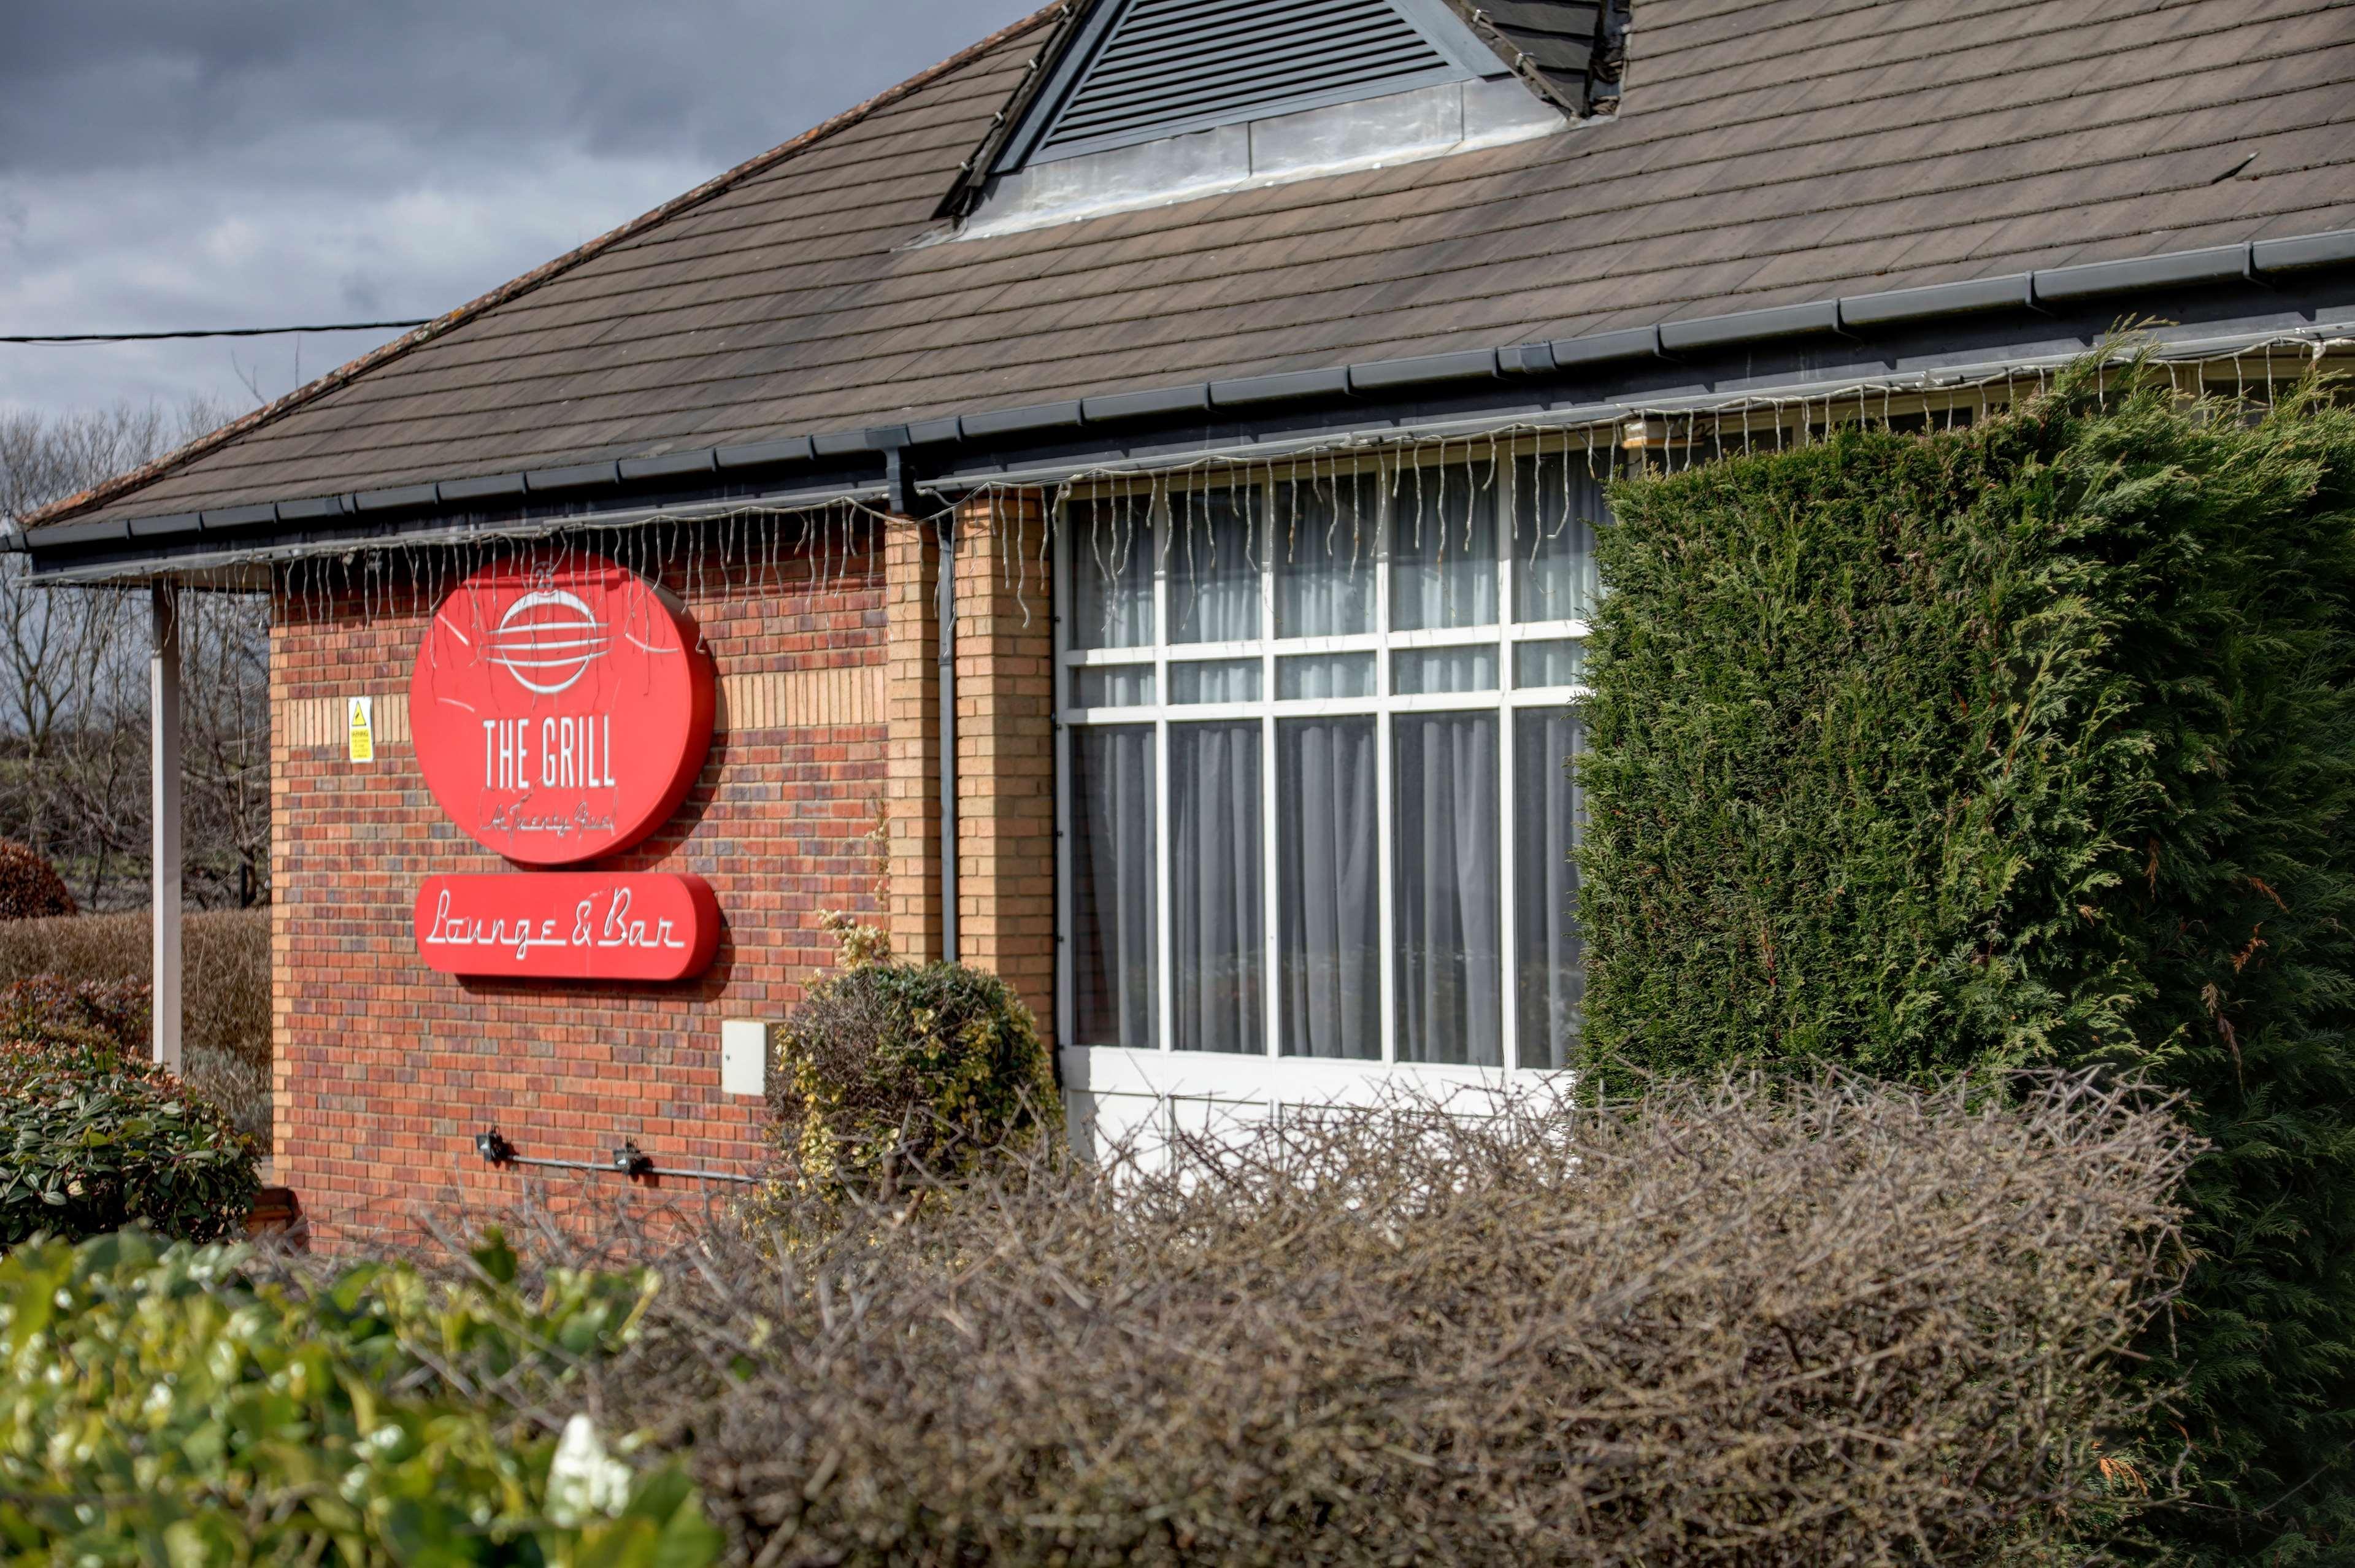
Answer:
[
  {"left": 390, "top": 1072, "right": 2191, "bottom": 1567},
  {"left": 0, "top": 909, "right": 272, "bottom": 1148}
]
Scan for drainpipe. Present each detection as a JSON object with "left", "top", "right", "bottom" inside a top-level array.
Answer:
[
  {"left": 937, "top": 514, "right": 958, "bottom": 965},
  {"left": 149, "top": 581, "right": 183, "bottom": 1072}
]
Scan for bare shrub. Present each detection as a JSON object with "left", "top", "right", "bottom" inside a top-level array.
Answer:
[
  {"left": 318, "top": 1073, "right": 2193, "bottom": 1567},
  {"left": 0, "top": 909, "right": 271, "bottom": 1148}
]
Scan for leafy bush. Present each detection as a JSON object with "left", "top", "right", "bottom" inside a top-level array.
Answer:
[
  {"left": 1581, "top": 358, "right": 2355, "bottom": 1555},
  {"left": 0, "top": 1032, "right": 259, "bottom": 1246},
  {"left": 531, "top": 1073, "right": 2188, "bottom": 1566},
  {"left": 0, "top": 1228, "right": 721, "bottom": 1566},
  {"left": 761, "top": 949, "right": 1060, "bottom": 1204},
  {"left": 0, "top": 840, "right": 73, "bottom": 921},
  {"left": 0, "top": 910, "right": 273, "bottom": 1148}
]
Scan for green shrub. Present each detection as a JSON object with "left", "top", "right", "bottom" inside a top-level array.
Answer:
[
  {"left": 0, "top": 1228, "right": 722, "bottom": 1566},
  {"left": 1581, "top": 356, "right": 2355, "bottom": 1557},
  {"left": 762, "top": 948, "right": 1060, "bottom": 1205},
  {"left": 0, "top": 841, "right": 73, "bottom": 922},
  {"left": 0, "top": 1033, "right": 259, "bottom": 1247}
]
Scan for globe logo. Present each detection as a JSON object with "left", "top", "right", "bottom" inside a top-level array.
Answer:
[{"left": 486, "top": 588, "right": 607, "bottom": 696}]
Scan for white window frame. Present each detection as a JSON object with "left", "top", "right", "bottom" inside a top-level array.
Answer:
[{"left": 1053, "top": 447, "right": 1593, "bottom": 1121}]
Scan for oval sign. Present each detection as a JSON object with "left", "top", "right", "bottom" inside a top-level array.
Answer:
[
  {"left": 416, "top": 873, "right": 721, "bottom": 982},
  {"left": 411, "top": 555, "right": 714, "bottom": 866}
]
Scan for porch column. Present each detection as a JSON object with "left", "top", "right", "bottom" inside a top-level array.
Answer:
[
  {"left": 150, "top": 581, "right": 183, "bottom": 1071},
  {"left": 882, "top": 519, "right": 943, "bottom": 962},
  {"left": 951, "top": 490, "right": 1057, "bottom": 1040}
]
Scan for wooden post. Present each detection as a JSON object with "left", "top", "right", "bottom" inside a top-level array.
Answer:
[{"left": 150, "top": 581, "right": 182, "bottom": 1072}]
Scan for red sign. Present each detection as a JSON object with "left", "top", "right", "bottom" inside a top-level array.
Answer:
[
  {"left": 415, "top": 874, "right": 721, "bottom": 982},
  {"left": 410, "top": 555, "right": 715, "bottom": 867}
]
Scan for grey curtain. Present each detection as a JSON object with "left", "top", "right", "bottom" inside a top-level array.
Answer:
[
  {"left": 1275, "top": 475, "right": 1379, "bottom": 637},
  {"left": 1169, "top": 486, "right": 1261, "bottom": 644},
  {"left": 1070, "top": 725, "right": 1157, "bottom": 1049},
  {"left": 1512, "top": 456, "right": 1604, "bottom": 624},
  {"left": 1277, "top": 716, "right": 1380, "bottom": 1058},
  {"left": 1394, "top": 712, "right": 1501, "bottom": 1066},
  {"left": 1393, "top": 464, "right": 1498, "bottom": 631},
  {"left": 1514, "top": 709, "right": 1584, "bottom": 1069},
  {"left": 1171, "top": 722, "right": 1263, "bottom": 1053}
]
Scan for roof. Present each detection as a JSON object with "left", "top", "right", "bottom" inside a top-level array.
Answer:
[{"left": 30, "top": 0, "right": 2355, "bottom": 539}]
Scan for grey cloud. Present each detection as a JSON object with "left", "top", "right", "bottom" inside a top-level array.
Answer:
[{"left": 0, "top": 0, "right": 1042, "bottom": 420}]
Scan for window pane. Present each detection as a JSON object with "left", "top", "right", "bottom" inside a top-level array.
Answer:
[
  {"left": 1277, "top": 717, "right": 1380, "bottom": 1059},
  {"left": 1172, "top": 659, "right": 1261, "bottom": 704},
  {"left": 1513, "top": 454, "right": 1604, "bottom": 624},
  {"left": 1513, "top": 639, "right": 1585, "bottom": 688},
  {"left": 1274, "top": 474, "right": 1378, "bottom": 637},
  {"left": 1277, "top": 651, "right": 1376, "bottom": 700},
  {"left": 1074, "top": 665, "right": 1155, "bottom": 708},
  {"left": 1392, "top": 463, "right": 1498, "bottom": 631},
  {"left": 1393, "top": 646, "right": 1499, "bottom": 695},
  {"left": 1168, "top": 485, "right": 1263, "bottom": 644},
  {"left": 1514, "top": 710, "right": 1584, "bottom": 1070},
  {"left": 1171, "top": 723, "right": 1264, "bottom": 1054},
  {"left": 1393, "top": 712, "right": 1501, "bottom": 1066},
  {"left": 1070, "top": 726, "right": 1158, "bottom": 1049},
  {"left": 1070, "top": 496, "right": 1156, "bottom": 650}
]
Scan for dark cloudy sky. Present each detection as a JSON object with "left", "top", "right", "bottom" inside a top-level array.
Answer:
[{"left": 0, "top": 1, "right": 1040, "bottom": 422}]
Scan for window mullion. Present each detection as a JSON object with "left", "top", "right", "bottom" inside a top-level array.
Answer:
[
  {"left": 1498, "top": 456, "right": 1519, "bottom": 1075},
  {"left": 1262, "top": 474, "right": 1281, "bottom": 1063},
  {"left": 1154, "top": 495, "right": 1174, "bottom": 1055}
]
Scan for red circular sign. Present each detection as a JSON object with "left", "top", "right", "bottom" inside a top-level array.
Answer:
[{"left": 410, "top": 555, "right": 714, "bottom": 866}]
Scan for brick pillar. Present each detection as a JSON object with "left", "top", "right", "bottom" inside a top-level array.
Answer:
[
  {"left": 953, "top": 490, "right": 1056, "bottom": 1042},
  {"left": 267, "top": 604, "right": 295, "bottom": 1181},
  {"left": 883, "top": 518, "right": 943, "bottom": 963}
]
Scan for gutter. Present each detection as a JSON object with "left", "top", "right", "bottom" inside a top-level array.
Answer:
[{"left": 21, "top": 227, "right": 2355, "bottom": 566}]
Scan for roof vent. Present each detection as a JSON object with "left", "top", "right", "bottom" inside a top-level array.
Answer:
[{"left": 998, "top": 0, "right": 1504, "bottom": 170}]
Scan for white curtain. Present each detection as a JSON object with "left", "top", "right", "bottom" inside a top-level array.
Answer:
[
  {"left": 1394, "top": 712, "right": 1501, "bottom": 1066},
  {"left": 1171, "top": 722, "right": 1262, "bottom": 1053},
  {"left": 1515, "top": 709, "right": 1584, "bottom": 1069},
  {"left": 1071, "top": 725, "right": 1157, "bottom": 1048},
  {"left": 1393, "top": 464, "right": 1498, "bottom": 631},
  {"left": 1277, "top": 716, "right": 1381, "bottom": 1059}
]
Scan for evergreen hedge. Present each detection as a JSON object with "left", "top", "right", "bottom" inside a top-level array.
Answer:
[{"left": 1580, "top": 357, "right": 2355, "bottom": 1560}]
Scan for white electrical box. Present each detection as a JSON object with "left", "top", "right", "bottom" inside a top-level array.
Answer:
[{"left": 720, "top": 1020, "right": 770, "bottom": 1097}]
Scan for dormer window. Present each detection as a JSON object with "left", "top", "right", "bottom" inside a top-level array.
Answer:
[{"left": 942, "top": 0, "right": 1627, "bottom": 237}]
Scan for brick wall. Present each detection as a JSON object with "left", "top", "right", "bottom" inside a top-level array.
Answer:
[{"left": 269, "top": 537, "right": 889, "bottom": 1241}]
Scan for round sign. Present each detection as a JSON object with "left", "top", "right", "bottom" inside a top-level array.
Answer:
[{"left": 410, "top": 555, "right": 714, "bottom": 866}]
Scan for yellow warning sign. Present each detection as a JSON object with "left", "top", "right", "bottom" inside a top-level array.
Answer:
[{"left": 347, "top": 696, "right": 375, "bottom": 764}]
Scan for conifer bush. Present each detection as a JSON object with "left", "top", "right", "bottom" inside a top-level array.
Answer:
[{"left": 1580, "top": 355, "right": 2355, "bottom": 1557}]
